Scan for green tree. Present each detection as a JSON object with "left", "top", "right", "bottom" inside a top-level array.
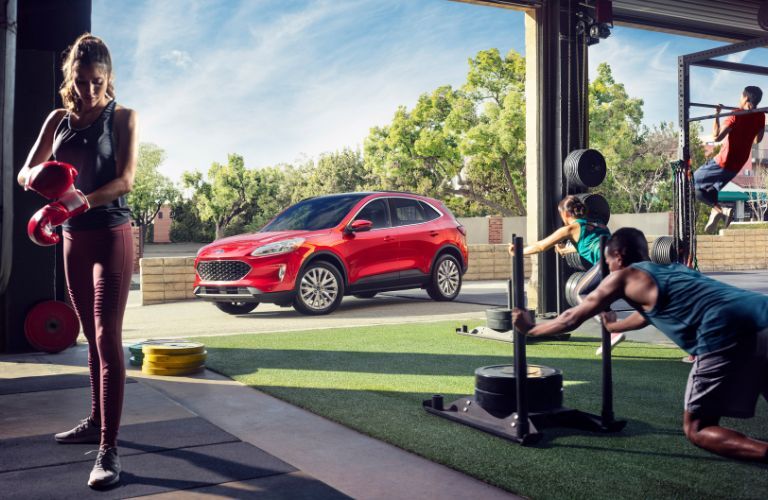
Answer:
[
  {"left": 182, "top": 154, "right": 257, "bottom": 240},
  {"left": 125, "top": 143, "right": 180, "bottom": 242},
  {"left": 169, "top": 198, "right": 215, "bottom": 242},
  {"left": 363, "top": 48, "right": 528, "bottom": 216},
  {"left": 587, "top": 63, "right": 646, "bottom": 213}
]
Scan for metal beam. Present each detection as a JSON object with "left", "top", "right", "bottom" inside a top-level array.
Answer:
[
  {"left": 691, "top": 59, "right": 768, "bottom": 77},
  {"left": 681, "top": 36, "right": 768, "bottom": 64},
  {"left": 449, "top": 0, "right": 542, "bottom": 11}
]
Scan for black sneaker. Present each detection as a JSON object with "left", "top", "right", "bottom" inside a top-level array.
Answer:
[
  {"left": 54, "top": 417, "right": 101, "bottom": 444},
  {"left": 88, "top": 447, "right": 121, "bottom": 489}
]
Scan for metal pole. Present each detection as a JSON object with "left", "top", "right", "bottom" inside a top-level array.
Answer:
[
  {"left": 512, "top": 235, "right": 529, "bottom": 439},
  {"left": 0, "top": 0, "right": 16, "bottom": 296},
  {"left": 599, "top": 235, "right": 614, "bottom": 425}
]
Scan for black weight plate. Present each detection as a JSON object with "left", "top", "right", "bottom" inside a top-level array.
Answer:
[
  {"left": 474, "top": 382, "right": 564, "bottom": 415},
  {"left": 475, "top": 364, "right": 563, "bottom": 393},
  {"left": 485, "top": 308, "right": 512, "bottom": 320},
  {"left": 487, "top": 318, "right": 512, "bottom": 332},
  {"left": 565, "top": 149, "right": 607, "bottom": 189},
  {"left": 575, "top": 192, "right": 611, "bottom": 224}
]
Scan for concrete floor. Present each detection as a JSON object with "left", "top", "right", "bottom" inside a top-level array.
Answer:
[{"left": 0, "top": 345, "right": 518, "bottom": 499}]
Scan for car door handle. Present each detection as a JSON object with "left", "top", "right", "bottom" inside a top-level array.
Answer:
[
  {"left": 384, "top": 236, "right": 395, "bottom": 242},
  {"left": 429, "top": 231, "right": 439, "bottom": 237}
]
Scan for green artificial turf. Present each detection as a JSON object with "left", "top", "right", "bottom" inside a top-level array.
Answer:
[{"left": 194, "top": 322, "right": 768, "bottom": 500}]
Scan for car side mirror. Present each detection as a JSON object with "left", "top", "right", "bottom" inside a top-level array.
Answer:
[{"left": 348, "top": 219, "right": 373, "bottom": 233}]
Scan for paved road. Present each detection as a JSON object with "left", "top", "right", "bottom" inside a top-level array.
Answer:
[{"left": 127, "top": 243, "right": 768, "bottom": 347}]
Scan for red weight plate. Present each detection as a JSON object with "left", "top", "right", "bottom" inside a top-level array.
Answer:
[{"left": 24, "top": 301, "right": 80, "bottom": 353}]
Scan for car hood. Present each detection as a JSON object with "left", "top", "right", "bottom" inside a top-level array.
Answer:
[{"left": 197, "top": 230, "right": 328, "bottom": 257}]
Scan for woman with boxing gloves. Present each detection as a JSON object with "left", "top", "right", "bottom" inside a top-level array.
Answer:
[{"left": 17, "top": 33, "right": 137, "bottom": 489}]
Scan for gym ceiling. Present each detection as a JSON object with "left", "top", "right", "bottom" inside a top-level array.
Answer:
[{"left": 455, "top": 0, "right": 767, "bottom": 41}]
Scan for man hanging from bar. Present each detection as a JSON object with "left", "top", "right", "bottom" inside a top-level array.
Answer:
[{"left": 694, "top": 86, "right": 764, "bottom": 233}]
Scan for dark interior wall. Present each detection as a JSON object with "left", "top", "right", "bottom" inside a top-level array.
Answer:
[{"left": 1, "top": 0, "right": 90, "bottom": 352}]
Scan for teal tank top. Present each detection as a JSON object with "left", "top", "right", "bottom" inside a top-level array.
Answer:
[
  {"left": 631, "top": 262, "right": 768, "bottom": 355},
  {"left": 574, "top": 218, "right": 610, "bottom": 265}
]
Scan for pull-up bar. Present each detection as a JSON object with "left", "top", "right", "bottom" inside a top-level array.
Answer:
[
  {"left": 688, "top": 106, "right": 768, "bottom": 123},
  {"left": 690, "top": 102, "right": 738, "bottom": 110}
]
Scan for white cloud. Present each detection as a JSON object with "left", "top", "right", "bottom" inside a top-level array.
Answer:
[{"left": 161, "top": 50, "right": 193, "bottom": 68}]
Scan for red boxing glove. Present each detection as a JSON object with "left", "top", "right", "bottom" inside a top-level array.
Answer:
[
  {"left": 24, "top": 161, "right": 79, "bottom": 200},
  {"left": 27, "top": 188, "right": 90, "bottom": 246}
]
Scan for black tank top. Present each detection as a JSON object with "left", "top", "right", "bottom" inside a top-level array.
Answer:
[{"left": 52, "top": 100, "right": 131, "bottom": 230}]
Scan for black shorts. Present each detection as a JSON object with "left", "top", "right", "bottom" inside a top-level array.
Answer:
[{"left": 684, "top": 328, "right": 768, "bottom": 418}]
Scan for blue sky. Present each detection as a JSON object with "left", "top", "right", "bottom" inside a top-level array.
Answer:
[{"left": 93, "top": 0, "right": 768, "bottom": 182}]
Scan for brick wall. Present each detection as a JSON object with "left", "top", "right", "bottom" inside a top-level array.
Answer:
[
  {"left": 488, "top": 216, "right": 503, "bottom": 244},
  {"left": 153, "top": 204, "right": 172, "bottom": 243},
  {"left": 463, "top": 244, "right": 532, "bottom": 281},
  {"left": 695, "top": 228, "right": 768, "bottom": 271}
]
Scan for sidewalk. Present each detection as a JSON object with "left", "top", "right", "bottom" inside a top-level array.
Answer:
[{"left": 0, "top": 343, "right": 518, "bottom": 499}]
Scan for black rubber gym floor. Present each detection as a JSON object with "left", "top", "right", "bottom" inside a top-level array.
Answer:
[{"left": 0, "top": 384, "right": 350, "bottom": 499}]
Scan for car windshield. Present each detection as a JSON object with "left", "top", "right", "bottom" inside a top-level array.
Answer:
[{"left": 261, "top": 194, "right": 368, "bottom": 231}]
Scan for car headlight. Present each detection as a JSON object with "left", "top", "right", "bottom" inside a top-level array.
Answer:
[{"left": 250, "top": 237, "right": 305, "bottom": 257}]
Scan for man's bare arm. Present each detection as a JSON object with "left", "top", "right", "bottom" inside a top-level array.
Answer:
[
  {"left": 513, "top": 270, "right": 627, "bottom": 337},
  {"left": 602, "top": 310, "right": 648, "bottom": 333}
]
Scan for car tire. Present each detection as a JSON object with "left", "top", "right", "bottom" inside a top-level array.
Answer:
[
  {"left": 293, "top": 262, "right": 345, "bottom": 315},
  {"left": 427, "top": 254, "right": 462, "bottom": 301},
  {"left": 353, "top": 292, "right": 377, "bottom": 299},
  {"left": 214, "top": 301, "right": 259, "bottom": 315}
]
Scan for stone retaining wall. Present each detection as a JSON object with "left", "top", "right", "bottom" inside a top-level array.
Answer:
[{"left": 140, "top": 257, "right": 196, "bottom": 305}]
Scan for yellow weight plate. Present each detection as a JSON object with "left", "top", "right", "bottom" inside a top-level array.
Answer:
[
  {"left": 144, "top": 352, "right": 207, "bottom": 364},
  {"left": 141, "top": 364, "right": 205, "bottom": 376},
  {"left": 143, "top": 358, "right": 206, "bottom": 370},
  {"left": 141, "top": 341, "right": 205, "bottom": 356}
]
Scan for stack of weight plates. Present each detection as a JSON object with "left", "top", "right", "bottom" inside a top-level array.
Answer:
[
  {"left": 474, "top": 364, "right": 564, "bottom": 417},
  {"left": 135, "top": 341, "right": 206, "bottom": 376}
]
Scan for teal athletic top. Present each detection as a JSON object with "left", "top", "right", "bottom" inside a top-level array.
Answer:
[
  {"left": 631, "top": 262, "right": 768, "bottom": 355},
  {"left": 574, "top": 218, "right": 610, "bottom": 265}
]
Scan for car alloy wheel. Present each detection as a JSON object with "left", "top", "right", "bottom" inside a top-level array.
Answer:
[
  {"left": 293, "top": 262, "right": 344, "bottom": 315},
  {"left": 427, "top": 254, "right": 461, "bottom": 301}
]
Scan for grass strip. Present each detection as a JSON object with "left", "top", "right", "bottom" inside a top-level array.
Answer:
[{"left": 194, "top": 321, "right": 768, "bottom": 499}]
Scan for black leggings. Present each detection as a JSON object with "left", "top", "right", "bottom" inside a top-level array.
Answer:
[{"left": 63, "top": 222, "right": 133, "bottom": 448}]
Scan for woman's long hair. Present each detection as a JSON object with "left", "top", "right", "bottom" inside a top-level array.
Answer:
[{"left": 59, "top": 33, "right": 114, "bottom": 112}]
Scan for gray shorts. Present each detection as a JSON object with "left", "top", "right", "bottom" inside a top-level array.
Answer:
[{"left": 684, "top": 328, "right": 768, "bottom": 418}]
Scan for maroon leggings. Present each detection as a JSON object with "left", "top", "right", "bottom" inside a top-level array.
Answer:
[{"left": 63, "top": 222, "right": 133, "bottom": 448}]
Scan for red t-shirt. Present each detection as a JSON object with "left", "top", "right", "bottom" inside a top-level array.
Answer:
[{"left": 714, "top": 111, "right": 765, "bottom": 172}]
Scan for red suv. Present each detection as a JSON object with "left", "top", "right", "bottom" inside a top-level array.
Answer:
[{"left": 193, "top": 192, "right": 468, "bottom": 315}]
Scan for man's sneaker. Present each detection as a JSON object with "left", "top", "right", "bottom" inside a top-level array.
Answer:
[
  {"left": 595, "top": 333, "right": 626, "bottom": 356},
  {"left": 88, "top": 447, "right": 121, "bottom": 489},
  {"left": 704, "top": 209, "right": 722, "bottom": 234},
  {"left": 722, "top": 207, "right": 734, "bottom": 229},
  {"left": 54, "top": 417, "right": 100, "bottom": 444}
]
